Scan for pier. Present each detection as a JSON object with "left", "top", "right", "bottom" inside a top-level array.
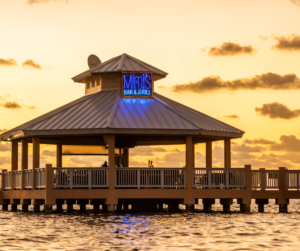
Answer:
[
  {"left": 0, "top": 53, "right": 297, "bottom": 214},
  {"left": 0, "top": 163, "right": 298, "bottom": 213}
]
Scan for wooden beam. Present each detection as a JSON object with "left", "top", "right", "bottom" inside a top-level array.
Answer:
[
  {"left": 56, "top": 143, "right": 62, "bottom": 167},
  {"left": 206, "top": 141, "right": 212, "bottom": 168},
  {"left": 32, "top": 137, "right": 40, "bottom": 169},
  {"left": 21, "top": 139, "right": 28, "bottom": 170},
  {"left": 224, "top": 139, "right": 231, "bottom": 168},
  {"left": 11, "top": 140, "right": 18, "bottom": 171}
]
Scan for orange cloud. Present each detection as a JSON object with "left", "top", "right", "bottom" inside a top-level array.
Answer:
[
  {"left": 172, "top": 73, "right": 300, "bottom": 93},
  {"left": 243, "top": 138, "right": 275, "bottom": 145},
  {"left": 204, "top": 42, "right": 257, "bottom": 56},
  {"left": 255, "top": 102, "right": 300, "bottom": 119},
  {"left": 0, "top": 58, "right": 17, "bottom": 67},
  {"left": 0, "top": 101, "right": 22, "bottom": 109},
  {"left": 270, "top": 135, "right": 300, "bottom": 152},
  {"left": 224, "top": 114, "right": 239, "bottom": 118},
  {"left": 22, "top": 60, "right": 42, "bottom": 69},
  {"left": 273, "top": 34, "right": 300, "bottom": 51}
]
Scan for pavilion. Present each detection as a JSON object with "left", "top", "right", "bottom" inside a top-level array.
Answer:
[{"left": 0, "top": 53, "right": 258, "bottom": 213}]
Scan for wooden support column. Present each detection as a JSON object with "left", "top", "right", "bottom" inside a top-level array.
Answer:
[
  {"left": 56, "top": 143, "right": 62, "bottom": 167},
  {"left": 277, "top": 167, "right": 288, "bottom": 213},
  {"left": 186, "top": 136, "right": 194, "bottom": 190},
  {"left": 11, "top": 140, "right": 18, "bottom": 190},
  {"left": 108, "top": 135, "right": 115, "bottom": 190},
  {"left": 21, "top": 139, "right": 28, "bottom": 190},
  {"left": 122, "top": 148, "right": 129, "bottom": 167},
  {"left": 224, "top": 139, "right": 231, "bottom": 168},
  {"left": 206, "top": 141, "right": 212, "bottom": 168},
  {"left": 32, "top": 137, "right": 40, "bottom": 190}
]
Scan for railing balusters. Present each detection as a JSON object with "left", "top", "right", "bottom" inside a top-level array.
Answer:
[{"left": 193, "top": 168, "right": 246, "bottom": 189}]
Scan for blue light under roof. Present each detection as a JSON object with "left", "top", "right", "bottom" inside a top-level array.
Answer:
[{"left": 122, "top": 73, "right": 153, "bottom": 97}]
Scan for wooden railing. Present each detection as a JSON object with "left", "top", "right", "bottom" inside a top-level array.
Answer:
[
  {"left": 52, "top": 168, "right": 109, "bottom": 189},
  {"left": 36, "top": 168, "right": 46, "bottom": 189},
  {"left": 13, "top": 170, "right": 22, "bottom": 190},
  {"left": 1, "top": 167, "right": 300, "bottom": 192},
  {"left": 3, "top": 171, "right": 12, "bottom": 190},
  {"left": 193, "top": 168, "right": 246, "bottom": 189},
  {"left": 285, "top": 170, "right": 300, "bottom": 190},
  {"left": 252, "top": 170, "right": 279, "bottom": 189},
  {"left": 115, "top": 168, "right": 186, "bottom": 188},
  {"left": 24, "top": 169, "right": 33, "bottom": 189}
]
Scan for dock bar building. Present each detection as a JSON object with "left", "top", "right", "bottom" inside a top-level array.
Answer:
[{"left": 0, "top": 54, "right": 297, "bottom": 213}]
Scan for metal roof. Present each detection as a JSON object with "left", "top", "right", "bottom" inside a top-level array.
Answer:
[
  {"left": 1, "top": 90, "right": 243, "bottom": 138},
  {"left": 72, "top": 54, "right": 168, "bottom": 82}
]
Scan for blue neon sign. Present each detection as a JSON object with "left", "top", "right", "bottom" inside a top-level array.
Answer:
[{"left": 122, "top": 73, "right": 152, "bottom": 97}]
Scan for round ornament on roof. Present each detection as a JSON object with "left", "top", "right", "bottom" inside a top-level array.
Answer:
[{"left": 88, "top": 54, "right": 101, "bottom": 69}]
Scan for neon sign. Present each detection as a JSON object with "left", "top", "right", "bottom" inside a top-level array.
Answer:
[{"left": 122, "top": 72, "right": 153, "bottom": 97}]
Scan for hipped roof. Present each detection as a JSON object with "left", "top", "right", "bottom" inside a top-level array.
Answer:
[
  {"left": 72, "top": 53, "right": 168, "bottom": 82},
  {"left": 1, "top": 90, "right": 244, "bottom": 140}
]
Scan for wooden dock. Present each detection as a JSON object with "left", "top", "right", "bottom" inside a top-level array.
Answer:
[{"left": 0, "top": 165, "right": 298, "bottom": 213}]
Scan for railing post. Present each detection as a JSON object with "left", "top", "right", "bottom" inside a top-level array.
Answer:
[
  {"left": 278, "top": 167, "right": 288, "bottom": 212},
  {"left": 259, "top": 168, "right": 265, "bottom": 190},
  {"left": 208, "top": 169, "right": 211, "bottom": 188},
  {"left": 161, "top": 169, "right": 164, "bottom": 189},
  {"left": 106, "top": 169, "right": 109, "bottom": 187},
  {"left": 137, "top": 169, "right": 140, "bottom": 189},
  {"left": 88, "top": 169, "right": 92, "bottom": 189},
  {"left": 225, "top": 169, "right": 229, "bottom": 188},
  {"left": 69, "top": 169, "right": 73, "bottom": 189}
]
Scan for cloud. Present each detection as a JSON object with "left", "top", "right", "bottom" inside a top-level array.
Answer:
[
  {"left": 0, "top": 58, "right": 18, "bottom": 67},
  {"left": 273, "top": 34, "right": 300, "bottom": 51},
  {"left": 243, "top": 138, "right": 275, "bottom": 145},
  {"left": 0, "top": 143, "right": 10, "bottom": 151},
  {"left": 22, "top": 60, "right": 42, "bottom": 69},
  {"left": 255, "top": 102, "right": 300, "bottom": 119},
  {"left": 0, "top": 156, "right": 10, "bottom": 166},
  {"left": 27, "top": 0, "right": 68, "bottom": 5},
  {"left": 0, "top": 101, "right": 22, "bottom": 109},
  {"left": 224, "top": 114, "right": 239, "bottom": 118},
  {"left": 0, "top": 129, "right": 7, "bottom": 133},
  {"left": 204, "top": 42, "right": 257, "bottom": 56},
  {"left": 270, "top": 135, "right": 300, "bottom": 152},
  {"left": 259, "top": 35, "right": 268, "bottom": 41},
  {"left": 42, "top": 150, "right": 56, "bottom": 157},
  {"left": 290, "top": 0, "right": 300, "bottom": 7},
  {"left": 232, "top": 144, "right": 264, "bottom": 153},
  {"left": 130, "top": 146, "right": 167, "bottom": 156},
  {"left": 172, "top": 73, "right": 300, "bottom": 93},
  {"left": 157, "top": 86, "right": 165, "bottom": 89},
  {"left": 27, "top": 105, "right": 37, "bottom": 109}
]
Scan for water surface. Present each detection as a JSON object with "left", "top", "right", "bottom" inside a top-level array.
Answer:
[{"left": 1, "top": 200, "right": 300, "bottom": 250}]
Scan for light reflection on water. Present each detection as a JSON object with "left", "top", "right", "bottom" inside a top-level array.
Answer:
[{"left": 1, "top": 200, "right": 300, "bottom": 250}]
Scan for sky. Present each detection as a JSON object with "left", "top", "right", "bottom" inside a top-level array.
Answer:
[{"left": 0, "top": 0, "right": 300, "bottom": 170}]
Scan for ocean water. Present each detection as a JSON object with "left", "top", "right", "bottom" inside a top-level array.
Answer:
[{"left": 1, "top": 200, "right": 300, "bottom": 250}]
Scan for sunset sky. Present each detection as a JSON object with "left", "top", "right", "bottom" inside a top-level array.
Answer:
[{"left": 0, "top": 0, "right": 300, "bottom": 170}]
